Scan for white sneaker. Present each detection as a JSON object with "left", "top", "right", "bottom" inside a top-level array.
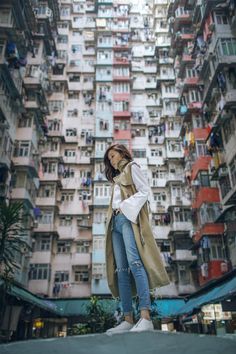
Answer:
[
  {"left": 130, "top": 318, "right": 154, "bottom": 332},
  {"left": 106, "top": 321, "right": 134, "bottom": 334}
]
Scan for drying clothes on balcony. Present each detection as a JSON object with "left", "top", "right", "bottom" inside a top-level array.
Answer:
[
  {"left": 200, "top": 236, "right": 211, "bottom": 249},
  {"left": 180, "top": 105, "right": 188, "bottom": 115},
  {"left": 200, "top": 263, "right": 209, "bottom": 278},
  {"left": 217, "top": 72, "right": 226, "bottom": 92}
]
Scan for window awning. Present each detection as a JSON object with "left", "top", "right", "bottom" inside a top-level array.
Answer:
[
  {"left": 51, "top": 298, "right": 185, "bottom": 318},
  {"left": 0, "top": 280, "right": 62, "bottom": 316},
  {"left": 170, "top": 273, "right": 236, "bottom": 317}
]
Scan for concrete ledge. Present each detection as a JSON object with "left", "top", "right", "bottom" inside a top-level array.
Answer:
[{"left": 1, "top": 331, "right": 236, "bottom": 354}]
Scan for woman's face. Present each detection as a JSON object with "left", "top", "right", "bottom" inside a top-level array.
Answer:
[{"left": 108, "top": 149, "right": 123, "bottom": 169}]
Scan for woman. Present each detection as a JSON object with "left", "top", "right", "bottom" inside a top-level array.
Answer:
[{"left": 104, "top": 144, "right": 170, "bottom": 334}]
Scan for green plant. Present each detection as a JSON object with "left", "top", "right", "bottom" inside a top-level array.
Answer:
[
  {"left": 84, "top": 296, "right": 116, "bottom": 333},
  {"left": 0, "top": 201, "right": 27, "bottom": 324},
  {"left": 0, "top": 201, "right": 27, "bottom": 276}
]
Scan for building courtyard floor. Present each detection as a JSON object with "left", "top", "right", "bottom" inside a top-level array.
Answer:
[{"left": 1, "top": 330, "right": 236, "bottom": 354}]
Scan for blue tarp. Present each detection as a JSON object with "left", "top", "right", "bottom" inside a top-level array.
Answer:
[{"left": 170, "top": 275, "right": 236, "bottom": 317}]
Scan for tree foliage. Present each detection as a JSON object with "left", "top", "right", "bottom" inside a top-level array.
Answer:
[{"left": 0, "top": 200, "right": 26, "bottom": 277}]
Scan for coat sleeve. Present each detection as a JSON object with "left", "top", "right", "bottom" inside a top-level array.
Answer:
[{"left": 119, "top": 164, "right": 150, "bottom": 223}]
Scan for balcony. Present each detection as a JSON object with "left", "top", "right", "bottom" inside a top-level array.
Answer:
[
  {"left": 11, "top": 188, "right": 35, "bottom": 207},
  {"left": 92, "top": 223, "right": 106, "bottom": 235},
  {"left": 166, "top": 149, "right": 184, "bottom": 159},
  {"left": 172, "top": 221, "right": 193, "bottom": 232},
  {"left": 36, "top": 196, "right": 57, "bottom": 207},
  {"left": 166, "top": 173, "right": 185, "bottom": 184},
  {"left": 152, "top": 225, "right": 171, "bottom": 239},
  {"left": 151, "top": 178, "right": 166, "bottom": 188},
  {"left": 113, "top": 54, "right": 130, "bottom": 66},
  {"left": 172, "top": 249, "right": 196, "bottom": 261},
  {"left": 71, "top": 253, "right": 91, "bottom": 266},
  {"left": 191, "top": 155, "right": 211, "bottom": 180},
  {"left": 12, "top": 155, "right": 39, "bottom": 177},
  {"left": 34, "top": 221, "right": 57, "bottom": 234},
  {"left": 93, "top": 196, "right": 110, "bottom": 206},
  {"left": 148, "top": 156, "right": 165, "bottom": 166},
  {"left": 96, "top": 70, "right": 112, "bottom": 81},
  {"left": 194, "top": 223, "right": 225, "bottom": 243},
  {"left": 192, "top": 187, "right": 221, "bottom": 209}
]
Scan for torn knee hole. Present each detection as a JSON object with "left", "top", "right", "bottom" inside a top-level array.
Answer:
[
  {"left": 131, "top": 260, "right": 142, "bottom": 267},
  {"left": 115, "top": 267, "right": 130, "bottom": 273}
]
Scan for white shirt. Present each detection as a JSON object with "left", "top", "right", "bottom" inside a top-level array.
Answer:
[{"left": 112, "top": 164, "right": 150, "bottom": 224}]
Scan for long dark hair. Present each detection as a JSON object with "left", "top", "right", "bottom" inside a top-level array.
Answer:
[{"left": 103, "top": 144, "right": 133, "bottom": 182}]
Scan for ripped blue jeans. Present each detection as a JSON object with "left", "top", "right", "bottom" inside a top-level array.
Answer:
[{"left": 112, "top": 213, "right": 151, "bottom": 316}]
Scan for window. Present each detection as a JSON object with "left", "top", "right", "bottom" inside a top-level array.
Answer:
[
  {"left": 14, "top": 141, "right": 30, "bottom": 157},
  {"left": 195, "top": 140, "right": 207, "bottom": 156},
  {"left": 57, "top": 35, "right": 68, "bottom": 44},
  {"left": 178, "top": 265, "right": 190, "bottom": 285},
  {"left": 64, "top": 149, "right": 76, "bottom": 157},
  {"left": 68, "top": 74, "right": 80, "bottom": 82},
  {"left": 54, "top": 271, "right": 69, "bottom": 282},
  {"left": 68, "top": 91, "right": 79, "bottom": 99},
  {"left": 38, "top": 211, "right": 53, "bottom": 224},
  {"left": 67, "top": 109, "right": 78, "bottom": 117},
  {"left": 60, "top": 7, "right": 70, "bottom": 16},
  {"left": 216, "top": 14, "right": 229, "bottom": 25},
  {"left": 76, "top": 241, "right": 90, "bottom": 253},
  {"left": 151, "top": 148, "right": 163, "bottom": 157},
  {"left": 61, "top": 193, "right": 74, "bottom": 202},
  {"left": 198, "top": 171, "right": 210, "bottom": 187},
  {"left": 71, "top": 44, "right": 81, "bottom": 53},
  {"left": 38, "top": 236, "right": 51, "bottom": 251},
  {"left": 39, "top": 185, "right": 55, "bottom": 198},
  {"left": 59, "top": 217, "right": 72, "bottom": 226},
  {"left": 172, "top": 186, "right": 182, "bottom": 198},
  {"left": 132, "top": 149, "right": 146, "bottom": 158},
  {"left": 230, "top": 156, "right": 236, "bottom": 186},
  {"left": 219, "top": 38, "right": 236, "bottom": 56},
  {"left": 219, "top": 174, "right": 231, "bottom": 198},
  {"left": 210, "top": 238, "right": 225, "bottom": 260},
  {"left": 92, "top": 263, "right": 106, "bottom": 278},
  {"left": 48, "top": 101, "right": 64, "bottom": 112},
  {"left": 113, "top": 83, "right": 130, "bottom": 93},
  {"left": 174, "top": 209, "right": 191, "bottom": 222},
  {"left": 93, "top": 237, "right": 105, "bottom": 250},
  {"left": 29, "top": 264, "right": 50, "bottom": 280},
  {"left": 199, "top": 203, "right": 222, "bottom": 225},
  {"left": 74, "top": 266, "right": 89, "bottom": 282},
  {"left": 222, "top": 115, "right": 236, "bottom": 144},
  {"left": 43, "top": 162, "right": 57, "bottom": 174},
  {"left": 93, "top": 211, "right": 107, "bottom": 223},
  {"left": 66, "top": 128, "right": 77, "bottom": 136},
  {"left": 164, "top": 85, "right": 176, "bottom": 93},
  {"left": 175, "top": 237, "right": 193, "bottom": 250},
  {"left": 57, "top": 241, "right": 71, "bottom": 253},
  {"left": 94, "top": 185, "right": 110, "bottom": 198},
  {"left": 0, "top": 8, "right": 12, "bottom": 25}
]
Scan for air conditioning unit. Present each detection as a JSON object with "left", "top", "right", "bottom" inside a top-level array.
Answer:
[
  {"left": 174, "top": 207, "right": 180, "bottom": 212},
  {"left": 84, "top": 242, "right": 90, "bottom": 246},
  {"left": 115, "top": 124, "right": 119, "bottom": 130}
]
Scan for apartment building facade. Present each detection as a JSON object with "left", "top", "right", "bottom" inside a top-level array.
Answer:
[{"left": 168, "top": 0, "right": 236, "bottom": 287}]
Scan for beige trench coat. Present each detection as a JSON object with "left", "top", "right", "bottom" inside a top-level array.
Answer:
[{"left": 105, "top": 161, "right": 170, "bottom": 298}]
